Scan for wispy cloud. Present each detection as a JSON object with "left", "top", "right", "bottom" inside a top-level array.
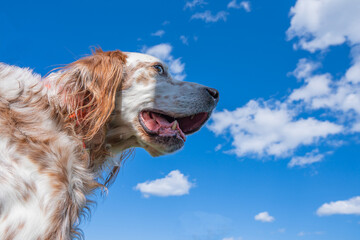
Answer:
[
  {"left": 288, "top": 150, "right": 325, "bottom": 168},
  {"left": 184, "top": 0, "right": 207, "bottom": 10},
  {"left": 298, "top": 231, "right": 325, "bottom": 237},
  {"left": 143, "top": 43, "right": 186, "bottom": 80},
  {"left": 254, "top": 211, "right": 275, "bottom": 222},
  {"left": 180, "top": 35, "right": 189, "bottom": 45},
  {"left": 298, "top": 231, "right": 305, "bottom": 236},
  {"left": 191, "top": 10, "right": 229, "bottom": 23},
  {"left": 317, "top": 196, "right": 360, "bottom": 216},
  {"left": 134, "top": 170, "right": 193, "bottom": 198},
  {"left": 223, "top": 237, "right": 242, "bottom": 240},
  {"left": 180, "top": 211, "right": 232, "bottom": 239},
  {"left": 151, "top": 30, "right": 165, "bottom": 37},
  {"left": 227, "top": 0, "right": 251, "bottom": 12}
]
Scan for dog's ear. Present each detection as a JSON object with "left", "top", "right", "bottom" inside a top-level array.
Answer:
[{"left": 59, "top": 48, "right": 127, "bottom": 140}]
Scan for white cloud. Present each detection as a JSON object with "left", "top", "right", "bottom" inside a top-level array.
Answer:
[
  {"left": 290, "top": 58, "right": 321, "bottom": 79},
  {"left": 223, "top": 237, "right": 242, "bottom": 240},
  {"left": 288, "top": 59, "right": 329, "bottom": 104},
  {"left": 180, "top": 35, "right": 189, "bottom": 45},
  {"left": 227, "top": 0, "right": 251, "bottom": 12},
  {"left": 184, "top": 0, "right": 207, "bottom": 9},
  {"left": 169, "top": 58, "right": 185, "bottom": 75},
  {"left": 287, "top": 0, "right": 360, "bottom": 52},
  {"left": 317, "top": 196, "right": 360, "bottom": 216},
  {"left": 208, "top": 100, "right": 342, "bottom": 158},
  {"left": 289, "top": 74, "right": 332, "bottom": 103},
  {"left": 351, "top": 121, "right": 360, "bottom": 133},
  {"left": 311, "top": 81, "right": 360, "bottom": 114},
  {"left": 346, "top": 61, "right": 360, "bottom": 83},
  {"left": 288, "top": 55, "right": 360, "bottom": 119},
  {"left": 288, "top": 150, "right": 324, "bottom": 168},
  {"left": 151, "top": 30, "right": 165, "bottom": 37},
  {"left": 144, "top": 43, "right": 172, "bottom": 60},
  {"left": 135, "top": 170, "right": 193, "bottom": 198},
  {"left": 191, "top": 11, "right": 229, "bottom": 23},
  {"left": 254, "top": 211, "right": 275, "bottom": 222},
  {"left": 143, "top": 43, "right": 186, "bottom": 80}
]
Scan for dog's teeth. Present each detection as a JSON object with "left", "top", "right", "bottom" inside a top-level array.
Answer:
[
  {"left": 171, "top": 121, "right": 178, "bottom": 130},
  {"left": 190, "top": 115, "right": 195, "bottom": 119}
]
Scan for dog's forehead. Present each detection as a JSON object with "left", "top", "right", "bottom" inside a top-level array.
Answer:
[{"left": 125, "top": 52, "right": 163, "bottom": 66}]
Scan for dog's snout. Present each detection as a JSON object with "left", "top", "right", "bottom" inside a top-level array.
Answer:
[{"left": 205, "top": 87, "right": 219, "bottom": 100}]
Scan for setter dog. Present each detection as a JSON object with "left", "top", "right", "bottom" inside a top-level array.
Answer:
[{"left": 0, "top": 49, "right": 219, "bottom": 239}]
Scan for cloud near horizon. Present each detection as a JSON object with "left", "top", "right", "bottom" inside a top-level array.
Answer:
[{"left": 222, "top": 237, "right": 243, "bottom": 240}]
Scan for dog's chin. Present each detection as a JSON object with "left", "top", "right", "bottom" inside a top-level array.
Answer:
[{"left": 141, "top": 136, "right": 185, "bottom": 157}]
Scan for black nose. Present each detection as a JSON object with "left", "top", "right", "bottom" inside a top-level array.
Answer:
[{"left": 206, "top": 87, "right": 219, "bottom": 100}]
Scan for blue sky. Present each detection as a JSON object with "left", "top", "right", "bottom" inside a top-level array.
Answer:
[{"left": 1, "top": 0, "right": 360, "bottom": 239}]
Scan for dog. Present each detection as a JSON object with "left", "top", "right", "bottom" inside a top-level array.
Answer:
[{"left": 0, "top": 48, "right": 219, "bottom": 239}]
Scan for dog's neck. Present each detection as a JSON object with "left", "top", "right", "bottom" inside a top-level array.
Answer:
[{"left": 44, "top": 71, "right": 135, "bottom": 179}]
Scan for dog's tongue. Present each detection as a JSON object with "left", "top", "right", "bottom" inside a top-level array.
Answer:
[{"left": 142, "top": 112, "right": 186, "bottom": 141}]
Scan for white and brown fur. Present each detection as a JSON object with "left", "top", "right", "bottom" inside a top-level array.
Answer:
[{"left": 0, "top": 49, "right": 218, "bottom": 239}]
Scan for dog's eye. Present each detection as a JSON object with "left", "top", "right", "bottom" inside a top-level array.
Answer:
[{"left": 153, "top": 65, "right": 164, "bottom": 75}]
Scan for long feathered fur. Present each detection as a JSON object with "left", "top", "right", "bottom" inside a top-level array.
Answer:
[{"left": 0, "top": 48, "right": 132, "bottom": 239}]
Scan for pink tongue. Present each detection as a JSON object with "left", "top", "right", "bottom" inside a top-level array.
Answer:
[
  {"left": 152, "top": 113, "right": 172, "bottom": 126},
  {"left": 142, "top": 112, "right": 186, "bottom": 141}
]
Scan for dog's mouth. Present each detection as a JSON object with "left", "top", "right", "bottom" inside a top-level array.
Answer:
[{"left": 139, "top": 110, "right": 209, "bottom": 142}]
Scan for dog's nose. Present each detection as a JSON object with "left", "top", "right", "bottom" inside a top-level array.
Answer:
[{"left": 206, "top": 87, "right": 219, "bottom": 100}]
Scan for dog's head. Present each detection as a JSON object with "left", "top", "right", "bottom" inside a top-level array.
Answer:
[
  {"left": 110, "top": 52, "right": 219, "bottom": 156},
  {"left": 54, "top": 49, "right": 219, "bottom": 157}
]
